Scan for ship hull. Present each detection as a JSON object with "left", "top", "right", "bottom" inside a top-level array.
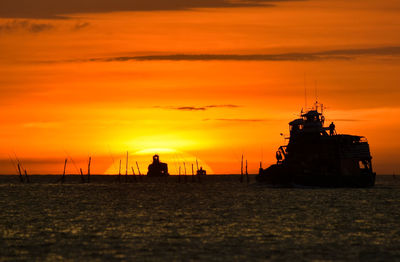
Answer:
[{"left": 256, "top": 165, "right": 376, "bottom": 188}]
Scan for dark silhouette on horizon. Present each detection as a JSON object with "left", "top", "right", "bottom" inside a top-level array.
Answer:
[
  {"left": 147, "top": 155, "right": 169, "bottom": 177},
  {"left": 257, "top": 102, "right": 376, "bottom": 187}
]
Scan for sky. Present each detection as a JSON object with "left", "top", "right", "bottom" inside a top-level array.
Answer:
[{"left": 0, "top": 0, "right": 400, "bottom": 174}]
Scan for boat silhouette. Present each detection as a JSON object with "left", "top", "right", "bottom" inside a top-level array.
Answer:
[{"left": 257, "top": 102, "right": 376, "bottom": 187}]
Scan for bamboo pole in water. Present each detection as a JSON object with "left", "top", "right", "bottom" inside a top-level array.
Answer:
[
  {"left": 240, "top": 154, "right": 244, "bottom": 183},
  {"left": 192, "top": 163, "right": 195, "bottom": 182},
  {"left": 80, "top": 168, "right": 85, "bottom": 183},
  {"left": 131, "top": 167, "right": 137, "bottom": 182},
  {"left": 125, "top": 151, "right": 128, "bottom": 183},
  {"left": 184, "top": 162, "right": 187, "bottom": 183},
  {"left": 246, "top": 159, "right": 249, "bottom": 183},
  {"left": 24, "top": 169, "right": 30, "bottom": 183},
  {"left": 87, "top": 157, "right": 91, "bottom": 183},
  {"left": 118, "top": 159, "right": 121, "bottom": 183},
  {"left": 17, "top": 162, "right": 23, "bottom": 183},
  {"left": 62, "top": 158, "right": 67, "bottom": 184},
  {"left": 136, "top": 161, "right": 142, "bottom": 180}
]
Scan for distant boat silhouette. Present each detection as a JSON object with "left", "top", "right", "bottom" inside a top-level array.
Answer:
[
  {"left": 147, "top": 155, "right": 169, "bottom": 177},
  {"left": 196, "top": 167, "right": 206, "bottom": 176},
  {"left": 257, "top": 102, "right": 376, "bottom": 187}
]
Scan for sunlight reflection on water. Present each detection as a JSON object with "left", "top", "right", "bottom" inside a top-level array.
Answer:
[{"left": 0, "top": 175, "right": 399, "bottom": 260}]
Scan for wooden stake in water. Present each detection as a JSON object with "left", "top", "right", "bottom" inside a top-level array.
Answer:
[
  {"left": 192, "top": 163, "right": 195, "bottom": 182},
  {"left": 17, "top": 162, "right": 23, "bottom": 183},
  {"left": 136, "top": 161, "right": 142, "bottom": 180},
  {"left": 184, "top": 162, "right": 187, "bottom": 183},
  {"left": 62, "top": 158, "right": 67, "bottom": 184},
  {"left": 24, "top": 169, "right": 30, "bottom": 183},
  {"left": 80, "top": 168, "right": 85, "bottom": 183},
  {"left": 131, "top": 167, "right": 137, "bottom": 182},
  {"left": 118, "top": 159, "right": 121, "bottom": 183},
  {"left": 87, "top": 157, "right": 91, "bottom": 183},
  {"left": 125, "top": 151, "right": 128, "bottom": 183},
  {"left": 240, "top": 154, "right": 244, "bottom": 183},
  {"left": 178, "top": 166, "right": 181, "bottom": 183},
  {"left": 246, "top": 159, "right": 249, "bottom": 183}
]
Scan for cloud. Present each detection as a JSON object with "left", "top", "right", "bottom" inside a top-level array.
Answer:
[
  {"left": 329, "top": 119, "right": 361, "bottom": 122},
  {"left": 203, "top": 118, "right": 267, "bottom": 122},
  {"left": 206, "top": 104, "right": 240, "bottom": 109},
  {"left": 155, "top": 105, "right": 240, "bottom": 111},
  {"left": 72, "top": 21, "right": 90, "bottom": 31},
  {"left": 176, "top": 106, "right": 206, "bottom": 111},
  {"left": 74, "top": 46, "right": 400, "bottom": 63},
  {"left": 0, "top": 0, "right": 298, "bottom": 19},
  {"left": 94, "top": 53, "right": 345, "bottom": 62},
  {"left": 0, "top": 20, "right": 54, "bottom": 33}
]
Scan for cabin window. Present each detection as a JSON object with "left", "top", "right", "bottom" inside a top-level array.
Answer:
[{"left": 359, "top": 160, "right": 370, "bottom": 170}]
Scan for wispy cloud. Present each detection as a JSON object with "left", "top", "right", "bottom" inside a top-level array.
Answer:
[
  {"left": 72, "top": 21, "right": 90, "bottom": 31},
  {"left": 70, "top": 46, "right": 400, "bottom": 63},
  {"left": 329, "top": 118, "right": 361, "bottom": 122},
  {"left": 203, "top": 118, "right": 267, "bottom": 122},
  {"left": 0, "top": 0, "right": 299, "bottom": 19},
  {"left": 0, "top": 20, "right": 54, "bottom": 33},
  {"left": 155, "top": 104, "right": 240, "bottom": 111}
]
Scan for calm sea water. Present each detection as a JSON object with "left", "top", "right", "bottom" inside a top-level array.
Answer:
[{"left": 0, "top": 175, "right": 399, "bottom": 261}]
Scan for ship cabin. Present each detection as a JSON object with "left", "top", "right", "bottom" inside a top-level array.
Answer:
[{"left": 289, "top": 108, "right": 330, "bottom": 139}]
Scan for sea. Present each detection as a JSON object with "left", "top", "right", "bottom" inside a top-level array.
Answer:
[{"left": 0, "top": 175, "right": 399, "bottom": 261}]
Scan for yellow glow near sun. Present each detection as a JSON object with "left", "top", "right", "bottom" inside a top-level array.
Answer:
[{"left": 104, "top": 147, "right": 214, "bottom": 175}]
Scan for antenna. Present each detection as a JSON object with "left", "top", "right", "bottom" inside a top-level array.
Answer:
[
  {"left": 304, "top": 73, "right": 307, "bottom": 110},
  {"left": 315, "top": 80, "right": 318, "bottom": 103}
]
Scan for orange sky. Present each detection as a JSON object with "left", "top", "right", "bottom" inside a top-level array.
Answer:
[{"left": 1, "top": 0, "right": 400, "bottom": 174}]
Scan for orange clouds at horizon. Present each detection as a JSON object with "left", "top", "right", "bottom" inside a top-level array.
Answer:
[{"left": 1, "top": 0, "right": 400, "bottom": 174}]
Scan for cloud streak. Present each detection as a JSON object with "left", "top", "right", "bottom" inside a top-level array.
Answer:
[
  {"left": 155, "top": 105, "right": 240, "bottom": 111},
  {"left": 0, "top": 0, "right": 296, "bottom": 19},
  {"left": 0, "top": 20, "right": 54, "bottom": 33},
  {"left": 74, "top": 46, "right": 400, "bottom": 63},
  {"left": 203, "top": 118, "right": 268, "bottom": 122}
]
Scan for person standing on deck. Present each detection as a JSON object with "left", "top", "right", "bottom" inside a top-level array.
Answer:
[{"left": 329, "top": 122, "right": 336, "bottom": 136}]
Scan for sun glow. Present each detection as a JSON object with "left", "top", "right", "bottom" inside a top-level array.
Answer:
[{"left": 104, "top": 147, "right": 213, "bottom": 175}]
